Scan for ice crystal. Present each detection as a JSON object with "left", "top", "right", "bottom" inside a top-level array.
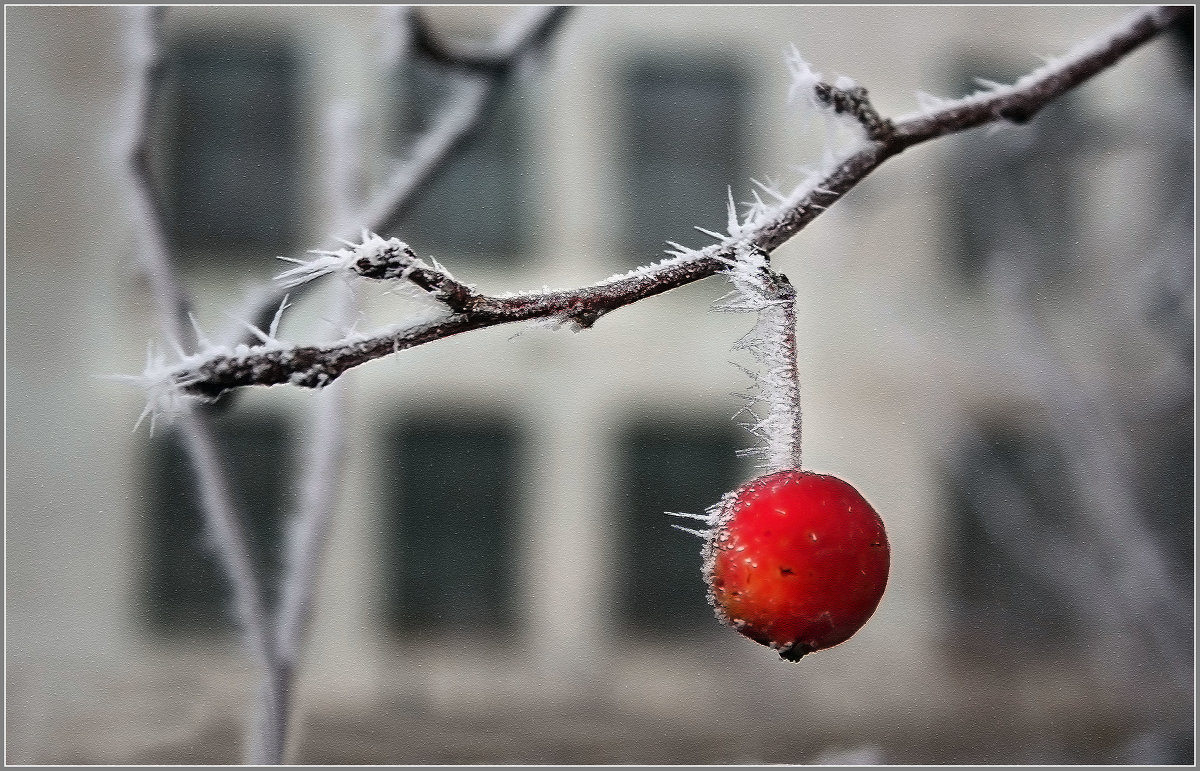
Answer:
[
  {"left": 786, "top": 45, "right": 825, "bottom": 110},
  {"left": 119, "top": 300, "right": 307, "bottom": 431},
  {"left": 121, "top": 340, "right": 203, "bottom": 434},
  {"left": 715, "top": 245, "right": 803, "bottom": 473},
  {"left": 275, "top": 231, "right": 418, "bottom": 288},
  {"left": 666, "top": 509, "right": 714, "bottom": 539}
]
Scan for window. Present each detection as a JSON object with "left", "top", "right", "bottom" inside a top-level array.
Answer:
[
  {"left": 382, "top": 414, "right": 521, "bottom": 639},
  {"left": 944, "top": 414, "right": 1191, "bottom": 650},
  {"left": 385, "top": 57, "right": 528, "bottom": 264},
  {"left": 142, "top": 412, "right": 292, "bottom": 634},
  {"left": 941, "top": 421, "right": 1080, "bottom": 649},
  {"left": 620, "top": 57, "right": 746, "bottom": 263},
  {"left": 942, "top": 57, "right": 1092, "bottom": 285},
  {"left": 613, "top": 418, "right": 746, "bottom": 635},
  {"left": 160, "top": 37, "right": 302, "bottom": 258}
]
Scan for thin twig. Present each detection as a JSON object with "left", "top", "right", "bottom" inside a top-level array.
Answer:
[
  {"left": 986, "top": 260, "right": 1192, "bottom": 679},
  {"left": 156, "top": 5, "right": 1186, "bottom": 403},
  {"left": 263, "top": 104, "right": 363, "bottom": 765},
  {"left": 124, "top": 5, "right": 196, "bottom": 353},
  {"left": 122, "top": 5, "right": 272, "bottom": 661},
  {"left": 122, "top": 7, "right": 291, "bottom": 765},
  {"left": 812, "top": 81, "right": 894, "bottom": 142},
  {"left": 406, "top": 5, "right": 570, "bottom": 75}
]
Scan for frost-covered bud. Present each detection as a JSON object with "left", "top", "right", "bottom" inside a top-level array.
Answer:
[{"left": 275, "top": 232, "right": 420, "bottom": 288}]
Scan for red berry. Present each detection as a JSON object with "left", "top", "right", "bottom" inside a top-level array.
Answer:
[{"left": 704, "top": 469, "right": 890, "bottom": 661}]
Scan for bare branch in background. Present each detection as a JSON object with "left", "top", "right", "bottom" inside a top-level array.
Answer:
[
  {"left": 362, "top": 6, "right": 571, "bottom": 232},
  {"left": 121, "top": 6, "right": 576, "bottom": 764},
  {"left": 405, "top": 5, "right": 571, "bottom": 75},
  {"left": 265, "top": 103, "right": 364, "bottom": 764},
  {"left": 123, "top": 5, "right": 195, "bottom": 353},
  {"left": 122, "top": 7, "right": 279, "bottom": 763},
  {"left": 985, "top": 258, "right": 1192, "bottom": 680},
  {"left": 153, "top": 5, "right": 1188, "bottom": 403},
  {"left": 123, "top": 3, "right": 272, "bottom": 652}
]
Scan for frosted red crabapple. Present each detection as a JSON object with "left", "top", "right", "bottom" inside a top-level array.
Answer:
[{"left": 703, "top": 469, "right": 890, "bottom": 661}]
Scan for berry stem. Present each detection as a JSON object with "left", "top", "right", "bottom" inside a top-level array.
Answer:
[
  {"left": 760, "top": 269, "right": 803, "bottom": 472},
  {"left": 721, "top": 249, "right": 804, "bottom": 474}
]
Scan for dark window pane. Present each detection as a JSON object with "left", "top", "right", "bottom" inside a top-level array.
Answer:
[
  {"left": 1131, "top": 400, "right": 1194, "bottom": 581},
  {"left": 621, "top": 58, "right": 745, "bottom": 261},
  {"left": 142, "top": 412, "right": 292, "bottom": 635},
  {"left": 162, "top": 39, "right": 301, "bottom": 254},
  {"left": 384, "top": 58, "right": 526, "bottom": 263},
  {"left": 942, "top": 422, "right": 1079, "bottom": 648},
  {"left": 614, "top": 419, "right": 746, "bottom": 634},
  {"left": 383, "top": 415, "right": 520, "bottom": 638},
  {"left": 942, "top": 57, "right": 1089, "bottom": 285}
]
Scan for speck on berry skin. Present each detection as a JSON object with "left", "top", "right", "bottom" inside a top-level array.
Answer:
[{"left": 703, "top": 468, "right": 890, "bottom": 661}]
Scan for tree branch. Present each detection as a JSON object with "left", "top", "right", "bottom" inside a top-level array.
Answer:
[
  {"left": 122, "top": 7, "right": 288, "bottom": 764},
  {"left": 121, "top": 6, "right": 572, "bottom": 764},
  {"left": 406, "top": 5, "right": 572, "bottom": 75},
  {"left": 149, "top": 6, "right": 1185, "bottom": 405},
  {"left": 123, "top": 3, "right": 273, "bottom": 658},
  {"left": 890, "top": 5, "right": 1188, "bottom": 139},
  {"left": 123, "top": 5, "right": 197, "bottom": 353}
]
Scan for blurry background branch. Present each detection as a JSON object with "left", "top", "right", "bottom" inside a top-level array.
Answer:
[
  {"left": 123, "top": 3, "right": 275, "bottom": 687},
  {"left": 122, "top": 5, "right": 573, "bottom": 764}
]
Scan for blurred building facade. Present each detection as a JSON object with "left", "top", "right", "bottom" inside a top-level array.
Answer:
[{"left": 6, "top": 5, "right": 1193, "bottom": 764}]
